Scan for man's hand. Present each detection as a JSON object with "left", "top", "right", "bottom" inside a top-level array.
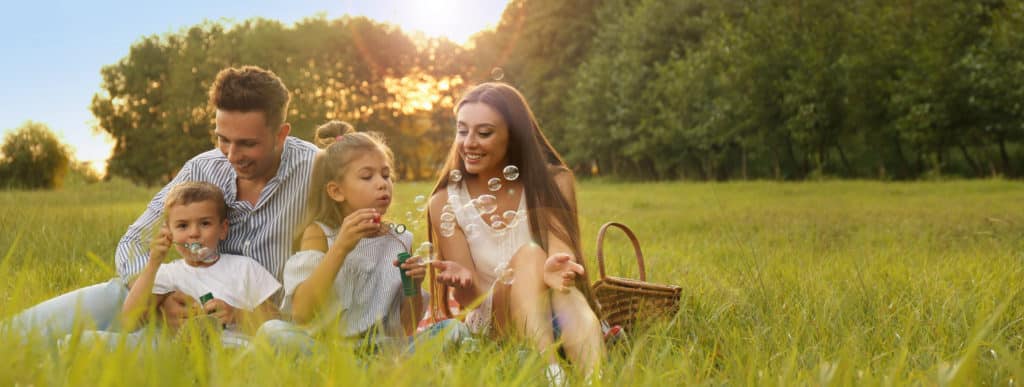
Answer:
[
  {"left": 203, "top": 298, "right": 237, "bottom": 326},
  {"left": 159, "top": 291, "right": 201, "bottom": 330},
  {"left": 543, "top": 253, "right": 585, "bottom": 292}
]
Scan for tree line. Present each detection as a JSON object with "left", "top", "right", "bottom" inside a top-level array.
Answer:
[{"left": 10, "top": 0, "right": 1021, "bottom": 187}]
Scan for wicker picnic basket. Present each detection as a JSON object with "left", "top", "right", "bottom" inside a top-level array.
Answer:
[{"left": 592, "top": 222, "right": 682, "bottom": 331}]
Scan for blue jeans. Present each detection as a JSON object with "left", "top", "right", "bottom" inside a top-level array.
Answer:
[{"left": 6, "top": 278, "right": 128, "bottom": 341}]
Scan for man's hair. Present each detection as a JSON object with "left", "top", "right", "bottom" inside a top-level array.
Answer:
[
  {"left": 209, "top": 66, "right": 290, "bottom": 131},
  {"left": 164, "top": 181, "right": 228, "bottom": 221}
]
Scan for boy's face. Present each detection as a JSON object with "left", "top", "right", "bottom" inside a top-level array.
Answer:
[{"left": 166, "top": 200, "right": 228, "bottom": 263}]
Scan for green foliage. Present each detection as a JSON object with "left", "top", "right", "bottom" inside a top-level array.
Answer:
[
  {"left": 1, "top": 181, "right": 1022, "bottom": 383},
  {"left": 0, "top": 121, "right": 72, "bottom": 189}
]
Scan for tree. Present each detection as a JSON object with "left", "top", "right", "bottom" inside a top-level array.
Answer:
[{"left": 0, "top": 121, "right": 72, "bottom": 189}]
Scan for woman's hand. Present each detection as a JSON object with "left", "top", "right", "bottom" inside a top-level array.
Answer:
[
  {"left": 543, "top": 253, "right": 585, "bottom": 292},
  {"left": 332, "top": 208, "right": 380, "bottom": 253},
  {"left": 433, "top": 260, "right": 474, "bottom": 289},
  {"left": 203, "top": 298, "right": 237, "bottom": 326}
]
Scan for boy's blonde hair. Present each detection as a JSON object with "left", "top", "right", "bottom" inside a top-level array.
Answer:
[
  {"left": 295, "top": 131, "right": 394, "bottom": 250},
  {"left": 164, "top": 181, "right": 228, "bottom": 221}
]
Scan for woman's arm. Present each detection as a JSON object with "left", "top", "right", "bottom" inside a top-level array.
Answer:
[
  {"left": 428, "top": 190, "right": 487, "bottom": 306},
  {"left": 542, "top": 170, "right": 587, "bottom": 291}
]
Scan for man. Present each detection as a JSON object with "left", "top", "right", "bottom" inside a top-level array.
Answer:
[{"left": 10, "top": 66, "right": 318, "bottom": 336}]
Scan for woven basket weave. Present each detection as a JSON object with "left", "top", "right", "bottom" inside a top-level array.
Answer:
[{"left": 592, "top": 222, "right": 681, "bottom": 331}]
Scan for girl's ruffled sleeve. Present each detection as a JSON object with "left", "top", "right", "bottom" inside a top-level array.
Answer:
[{"left": 280, "top": 250, "right": 325, "bottom": 314}]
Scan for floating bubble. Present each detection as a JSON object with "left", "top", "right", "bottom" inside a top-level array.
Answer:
[
  {"left": 490, "top": 214, "right": 501, "bottom": 224},
  {"left": 406, "top": 211, "right": 415, "bottom": 222},
  {"left": 490, "top": 220, "right": 507, "bottom": 231},
  {"left": 490, "top": 67, "right": 505, "bottom": 81},
  {"left": 440, "top": 212, "right": 456, "bottom": 223},
  {"left": 449, "top": 169, "right": 463, "bottom": 183},
  {"left": 474, "top": 195, "right": 498, "bottom": 215},
  {"left": 487, "top": 178, "right": 502, "bottom": 192},
  {"left": 494, "top": 262, "right": 515, "bottom": 285},
  {"left": 464, "top": 223, "right": 481, "bottom": 239},
  {"left": 440, "top": 228, "right": 455, "bottom": 238},
  {"left": 442, "top": 204, "right": 454, "bottom": 214},
  {"left": 440, "top": 221, "right": 456, "bottom": 231},
  {"left": 415, "top": 242, "right": 434, "bottom": 265},
  {"left": 502, "top": 210, "right": 517, "bottom": 223},
  {"left": 502, "top": 165, "right": 520, "bottom": 181},
  {"left": 414, "top": 195, "right": 427, "bottom": 212},
  {"left": 178, "top": 242, "right": 218, "bottom": 263}
]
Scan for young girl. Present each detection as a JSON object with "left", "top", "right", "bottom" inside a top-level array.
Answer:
[
  {"left": 313, "top": 120, "right": 355, "bottom": 149},
  {"left": 427, "top": 83, "right": 604, "bottom": 380},
  {"left": 281, "top": 131, "right": 426, "bottom": 348}
]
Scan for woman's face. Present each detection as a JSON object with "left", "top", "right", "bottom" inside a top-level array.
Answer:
[{"left": 456, "top": 102, "right": 510, "bottom": 177}]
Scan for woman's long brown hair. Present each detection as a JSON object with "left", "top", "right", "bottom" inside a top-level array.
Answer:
[{"left": 427, "top": 82, "right": 601, "bottom": 320}]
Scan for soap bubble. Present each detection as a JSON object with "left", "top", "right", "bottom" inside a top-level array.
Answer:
[
  {"left": 179, "top": 242, "right": 218, "bottom": 263},
  {"left": 502, "top": 210, "right": 517, "bottom": 223},
  {"left": 490, "top": 220, "right": 507, "bottom": 231},
  {"left": 494, "top": 262, "right": 515, "bottom": 285},
  {"left": 415, "top": 242, "right": 434, "bottom": 265},
  {"left": 414, "top": 195, "right": 427, "bottom": 212},
  {"left": 502, "top": 165, "right": 520, "bottom": 181},
  {"left": 440, "top": 228, "right": 455, "bottom": 238},
  {"left": 490, "top": 214, "right": 501, "bottom": 224},
  {"left": 464, "top": 223, "right": 481, "bottom": 239},
  {"left": 449, "top": 169, "right": 463, "bottom": 183},
  {"left": 440, "top": 221, "right": 456, "bottom": 231},
  {"left": 490, "top": 67, "right": 505, "bottom": 81},
  {"left": 406, "top": 211, "right": 415, "bottom": 222},
  {"left": 440, "top": 212, "right": 456, "bottom": 223},
  {"left": 442, "top": 204, "right": 454, "bottom": 214},
  {"left": 487, "top": 178, "right": 502, "bottom": 192},
  {"left": 474, "top": 195, "right": 498, "bottom": 215}
]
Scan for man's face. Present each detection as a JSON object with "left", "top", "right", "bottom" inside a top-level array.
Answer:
[{"left": 214, "top": 110, "right": 289, "bottom": 182}]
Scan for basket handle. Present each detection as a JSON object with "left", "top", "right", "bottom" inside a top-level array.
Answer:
[{"left": 595, "top": 222, "right": 646, "bottom": 281}]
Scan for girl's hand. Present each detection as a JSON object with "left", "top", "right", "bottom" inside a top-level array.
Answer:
[
  {"left": 203, "top": 298, "right": 237, "bottom": 326},
  {"left": 543, "top": 253, "right": 585, "bottom": 292},
  {"left": 394, "top": 255, "right": 426, "bottom": 283},
  {"left": 333, "top": 208, "right": 381, "bottom": 253},
  {"left": 149, "top": 226, "right": 171, "bottom": 262},
  {"left": 433, "top": 260, "right": 473, "bottom": 289}
]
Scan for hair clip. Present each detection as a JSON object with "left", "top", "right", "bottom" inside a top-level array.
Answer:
[{"left": 335, "top": 135, "right": 343, "bottom": 141}]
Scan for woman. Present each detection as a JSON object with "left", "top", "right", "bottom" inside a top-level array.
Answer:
[{"left": 427, "top": 83, "right": 604, "bottom": 377}]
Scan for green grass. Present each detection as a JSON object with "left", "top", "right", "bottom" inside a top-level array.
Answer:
[{"left": 1, "top": 180, "right": 1022, "bottom": 385}]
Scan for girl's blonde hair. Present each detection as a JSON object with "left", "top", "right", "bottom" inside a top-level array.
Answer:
[
  {"left": 314, "top": 120, "right": 355, "bottom": 149},
  {"left": 294, "top": 131, "right": 394, "bottom": 250}
]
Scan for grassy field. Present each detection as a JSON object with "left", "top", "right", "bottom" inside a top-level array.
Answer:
[{"left": 0, "top": 180, "right": 1021, "bottom": 385}]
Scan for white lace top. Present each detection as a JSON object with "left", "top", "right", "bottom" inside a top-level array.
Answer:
[{"left": 452, "top": 182, "right": 532, "bottom": 289}]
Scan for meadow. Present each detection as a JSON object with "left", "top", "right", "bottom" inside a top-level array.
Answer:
[{"left": 0, "top": 179, "right": 1021, "bottom": 385}]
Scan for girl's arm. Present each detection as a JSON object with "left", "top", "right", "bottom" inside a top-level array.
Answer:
[
  {"left": 291, "top": 209, "right": 380, "bottom": 324},
  {"left": 428, "top": 191, "right": 486, "bottom": 306},
  {"left": 120, "top": 227, "right": 172, "bottom": 331}
]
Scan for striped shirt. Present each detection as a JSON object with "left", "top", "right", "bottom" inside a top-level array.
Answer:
[
  {"left": 281, "top": 222, "right": 410, "bottom": 338},
  {"left": 115, "top": 137, "right": 318, "bottom": 282}
]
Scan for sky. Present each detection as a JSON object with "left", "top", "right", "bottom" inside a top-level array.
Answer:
[{"left": 0, "top": 0, "right": 508, "bottom": 173}]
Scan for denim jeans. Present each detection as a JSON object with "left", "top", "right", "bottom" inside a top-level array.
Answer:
[{"left": 6, "top": 278, "right": 128, "bottom": 342}]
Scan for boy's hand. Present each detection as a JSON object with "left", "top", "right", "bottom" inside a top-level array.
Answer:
[
  {"left": 160, "top": 291, "right": 202, "bottom": 329},
  {"left": 543, "top": 253, "right": 585, "bottom": 292},
  {"left": 333, "top": 208, "right": 381, "bottom": 253},
  {"left": 203, "top": 298, "right": 237, "bottom": 326},
  {"left": 149, "top": 226, "right": 172, "bottom": 262}
]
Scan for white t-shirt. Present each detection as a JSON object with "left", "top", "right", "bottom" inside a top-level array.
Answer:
[{"left": 153, "top": 253, "right": 281, "bottom": 311}]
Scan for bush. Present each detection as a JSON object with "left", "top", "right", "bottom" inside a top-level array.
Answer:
[{"left": 0, "top": 121, "right": 72, "bottom": 189}]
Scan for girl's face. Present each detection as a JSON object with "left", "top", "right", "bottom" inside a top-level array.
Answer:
[
  {"left": 456, "top": 102, "right": 510, "bottom": 177},
  {"left": 166, "top": 200, "right": 228, "bottom": 265},
  {"left": 327, "top": 150, "right": 393, "bottom": 216}
]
